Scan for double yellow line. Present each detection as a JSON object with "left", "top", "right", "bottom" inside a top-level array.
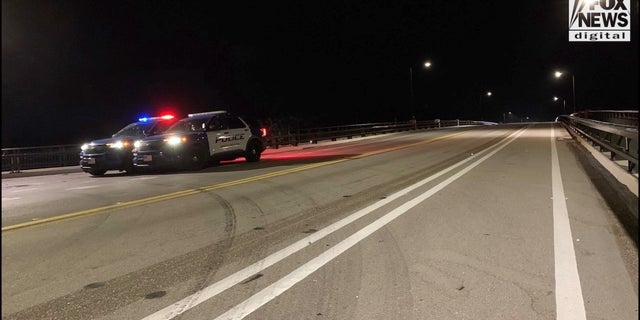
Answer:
[{"left": 2, "top": 132, "right": 463, "bottom": 232}]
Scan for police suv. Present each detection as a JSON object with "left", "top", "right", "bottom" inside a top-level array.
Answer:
[
  {"left": 132, "top": 111, "right": 267, "bottom": 171},
  {"left": 80, "top": 115, "right": 177, "bottom": 176}
]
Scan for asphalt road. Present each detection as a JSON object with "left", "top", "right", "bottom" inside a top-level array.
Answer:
[{"left": 1, "top": 123, "right": 637, "bottom": 319}]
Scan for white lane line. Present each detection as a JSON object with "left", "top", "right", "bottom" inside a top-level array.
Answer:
[
  {"left": 66, "top": 186, "right": 99, "bottom": 190},
  {"left": 551, "top": 125, "right": 587, "bottom": 320},
  {"left": 142, "top": 127, "right": 528, "bottom": 320},
  {"left": 2, "top": 197, "right": 22, "bottom": 201},
  {"left": 215, "top": 126, "right": 529, "bottom": 320}
]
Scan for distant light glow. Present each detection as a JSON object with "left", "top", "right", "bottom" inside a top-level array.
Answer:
[
  {"left": 486, "top": 91, "right": 492, "bottom": 97},
  {"left": 554, "top": 71, "right": 563, "bottom": 78},
  {"left": 554, "top": 96, "right": 559, "bottom": 101},
  {"left": 424, "top": 61, "right": 432, "bottom": 68}
]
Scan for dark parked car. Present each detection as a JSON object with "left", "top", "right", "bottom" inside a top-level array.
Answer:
[
  {"left": 79, "top": 115, "right": 177, "bottom": 176},
  {"left": 132, "top": 111, "right": 267, "bottom": 171}
]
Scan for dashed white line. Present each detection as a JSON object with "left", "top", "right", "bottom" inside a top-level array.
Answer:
[{"left": 551, "top": 125, "right": 587, "bottom": 320}]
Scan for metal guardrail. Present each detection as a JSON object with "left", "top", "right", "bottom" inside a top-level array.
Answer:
[
  {"left": 2, "top": 119, "right": 490, "bottom": 173},
  {"left": 572, "top": 109, "right": 638, "bottom": 127},
  {"left": 2, "top": 145, "right": 81, "bottom": 173},
  {"left": 558, "top": 111, "right": 638, "bottom": 174},
  {"left": 266, "top": 119, "right": 486, "bottom": 148}
]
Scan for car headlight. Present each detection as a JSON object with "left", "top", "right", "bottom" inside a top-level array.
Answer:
[
  {"left": 108, "top": 140, "right": 125, "bottom": 149},
  {"left": 81, "top": 143, "right": 89, "bottom": 151},
  {"left": 133, "top": 140, "right": 142, "bottom": 149},
  {"left": 165, "top": 136, "right": 185, "bottom": 146}
]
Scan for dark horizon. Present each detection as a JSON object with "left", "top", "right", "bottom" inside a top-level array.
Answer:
[{"left": 2, "top": 1, "right": 638, "bottom": 148}]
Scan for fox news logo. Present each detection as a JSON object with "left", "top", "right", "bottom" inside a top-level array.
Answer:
[{"left": 569, "top": 0, "right": 630, "bottom": 42}]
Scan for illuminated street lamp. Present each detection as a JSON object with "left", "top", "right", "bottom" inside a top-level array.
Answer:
[
  {"left": 409, "top": 60, "right": 432, "bottom": 119},
  {"left": 479, "top": 90, "right": 492, "bottom": 120},
  {"left": 503, "top": 111, "right": 512, "bottom": 123},
  {"left": 553, "top": 96, "right": 566, "bottom": 113},
  {"left": 554, "top": 70, "right": 576, "bottom": 113}
]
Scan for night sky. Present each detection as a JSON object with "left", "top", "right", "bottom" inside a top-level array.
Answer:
[{"left": 2, "top": 1, "right": 638, "bottom": 148}]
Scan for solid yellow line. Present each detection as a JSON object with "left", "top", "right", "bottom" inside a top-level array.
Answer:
[{"left": 1, "top": 131, "right": 464, "bottom": 232}]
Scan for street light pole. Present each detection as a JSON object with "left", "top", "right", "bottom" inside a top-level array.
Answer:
[
  {"left": 480, "top": 91, "right": 492, "bottom": 121},
  {"left": 571, "top": 74, "right": 576, "bottom": 113},
  {"left": 409, "top": 67, "right": 414, "bottom": 118},
  {"left": 409, "top": 61, "right": 431, "bottom": 120},
  {"left": 553, "top": 96, "right": 567, "bottom": 114},
  {"left": 554, "top": 70, "right": 576, "bottom": 114},
  {"left": 503, "top": 111, "right": 512, "bottom": 123}
]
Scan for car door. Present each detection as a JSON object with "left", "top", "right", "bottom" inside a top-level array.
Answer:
[
  {"left": 221, "top": 116, "right": 249, "bottom": 152},
  {"left": 206, "top": 116, "right": 247, "bottom": 156}
]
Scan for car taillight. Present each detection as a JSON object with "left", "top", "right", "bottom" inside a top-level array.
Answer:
[{"left": 260, "top": 128, "right": 268, "bottom": 137}]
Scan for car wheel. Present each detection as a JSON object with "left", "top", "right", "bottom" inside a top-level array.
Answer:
[
  {"left": 183, "top": 149, "right": 207, "bottom": 171},
  {"left": 124, "top": 165, "right": 136, "bottom": 174},
  {"left": 245, "top": 141, "right": 261, "bottom": 162},
  {"left": 124, "top": 159, "right": 136, "bottom": 174}
]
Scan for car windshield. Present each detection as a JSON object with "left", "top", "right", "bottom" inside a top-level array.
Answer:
[
  {"left": 112, "top": 122, "right": 156, "bottom": 138},
  {"left": 166, "top": 118, "right": 209, "bottom": 133}
]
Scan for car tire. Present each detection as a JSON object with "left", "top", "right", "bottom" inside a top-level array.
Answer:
[
  {"left": 245, "top": 141, "right": 262, "bottom": 162},
  {"left": 183, "top": 149, "right": 207, "bottom": 171},
  {"left": 124, "top": 159, "right": 136, "bottom": 174}
]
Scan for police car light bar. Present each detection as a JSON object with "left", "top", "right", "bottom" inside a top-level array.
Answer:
[
  {"left": 138, "top": 114, "right": 176, "bottom": 122},
  {"left": 188, "top": 110, "right": 227, "bottom": 117}
]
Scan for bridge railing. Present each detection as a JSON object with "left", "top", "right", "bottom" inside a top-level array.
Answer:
[
  {"left": 266, "top": 119, "right": 487, "bottom": 148},
  {"left": 558, "top": 110, "right": 638, "bottom": 174},
  {"left": 2, "top": 145, "right": 81, "bottom": 173},
  {"left": 2, "top": 119, "right": 490, "bottom": 173},
  {"left": 571, "top": 109, "right": 638, "bottom": 127}
]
